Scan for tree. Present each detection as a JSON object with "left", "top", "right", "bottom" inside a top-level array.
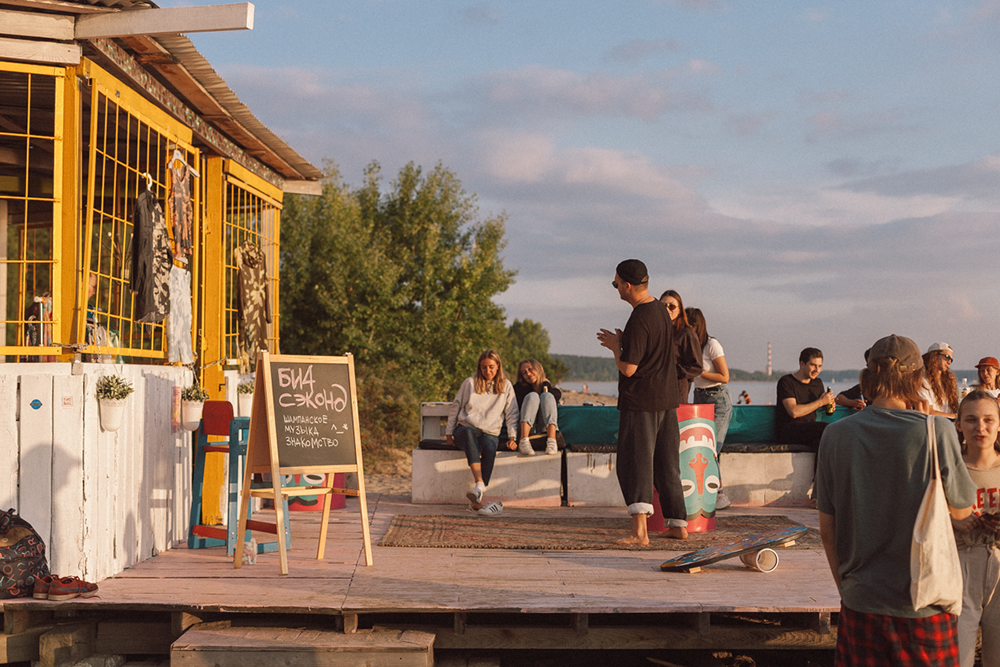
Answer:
[
  {"left": 280, "top": 160, "right": 516, "bottom": 400},
  {"left": 503, "top": 319, "right": 569, "bottom": 384}
]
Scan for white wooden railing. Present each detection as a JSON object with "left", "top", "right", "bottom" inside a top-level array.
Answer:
[{"left": 0, "top": 363, "right": 193, "bottom": 582}]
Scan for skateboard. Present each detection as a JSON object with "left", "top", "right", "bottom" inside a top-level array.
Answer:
[{"left": 659, "top": 525, "right": 808, "bottom": 573}]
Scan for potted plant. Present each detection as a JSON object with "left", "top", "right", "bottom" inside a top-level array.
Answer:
[
  {"left": 95, "top": 374, "right": 133, "bottom": 432},
  {"left": 181, "top": 382, "right": 209, "bottom": 431},
  {"left": 237, "top": 380, "right": 254, "bottom": 417}
]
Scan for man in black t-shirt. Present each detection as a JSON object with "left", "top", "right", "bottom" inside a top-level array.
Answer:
[
  {"left": 597, "top": 259, "right": 687, "bottom": 545},
  {"left": 775, "top": 347, "right": 835, "bottom": 449}
]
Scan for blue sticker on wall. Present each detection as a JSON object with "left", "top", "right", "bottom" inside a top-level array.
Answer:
[{"left": 30, "top": 399, "right": 42, "bottom": 410}]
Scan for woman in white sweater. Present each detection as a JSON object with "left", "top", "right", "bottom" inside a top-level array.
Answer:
[{"left": 445, "top": 349, "right": 518, "bottom": 516}]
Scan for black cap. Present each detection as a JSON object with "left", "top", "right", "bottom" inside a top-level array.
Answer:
[{"left": 616, "top": 259, "right": 648, "bottom": 286}]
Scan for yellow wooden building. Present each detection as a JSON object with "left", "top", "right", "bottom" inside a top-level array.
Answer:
[
  {"left": 1, "top": 0, "right": 320, "bottom": 385},
  {"left": 0, "top": 0, "right": 322, "bottom": 580}
]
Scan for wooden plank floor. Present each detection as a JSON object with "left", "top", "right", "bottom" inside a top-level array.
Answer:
[{"left": 3, "top": 494, "right": 840, "bottom": 619}]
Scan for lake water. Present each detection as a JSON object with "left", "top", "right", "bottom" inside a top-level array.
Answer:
[{"left": 560, "top": 379, "right": 863, "bottom": 405}]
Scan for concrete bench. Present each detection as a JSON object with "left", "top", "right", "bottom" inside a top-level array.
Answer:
[
  {"left": 411, "top": 449, "right": 562, "bottom": 506},
  {"left": 562, "top": 444, "right": 816, "bottom": 508},
  {"left": 412, "top": 402, "right": 566, "bottom": 506},
  {"left": 414, "top": 402, "right": 849, "bottom": 508}
]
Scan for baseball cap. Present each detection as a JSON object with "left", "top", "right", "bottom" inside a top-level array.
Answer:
[
  {"left": 976, "top": 357, "right": 999, "bottom": 370},
  {"left": 615, "top": 259, "right": 648, "bottom": 286},
  {"left": 867, "top": 334, "right": 923, "bottom": 372},
  {"left": 926, "top": 342, "right": 954, "bottom": 356}
]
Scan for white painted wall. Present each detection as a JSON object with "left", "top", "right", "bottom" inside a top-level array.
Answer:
[{"left": 0, "top": 362, "right": 193, "bottom": 581}]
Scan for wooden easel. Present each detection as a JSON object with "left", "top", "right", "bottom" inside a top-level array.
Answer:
[{"left": 233, "top": 351, "right": 373, "bottom": 574}]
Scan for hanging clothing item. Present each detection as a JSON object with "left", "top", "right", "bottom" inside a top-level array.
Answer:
[
  {"left": 23, "top": 300, "right": 41, "bottom": 362},
  {"left": 168, "top": 156, "right": 193, "bottom": 262},
  {"left": 167, "top": 265, "right": 195, "bottom": 364},
  {"left": 131, "top": 187, "right": 172, "bottom": 323},
  {"left": 234, "top": 241, "right": 270, "bottom": 373}
]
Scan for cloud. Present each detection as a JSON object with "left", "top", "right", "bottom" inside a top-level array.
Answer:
[
  {"left": 801, "top": 8, "right": 830, "bottom": 22},
  {"left": 824, "top": 157, "right": 900, "bottom": 178},
  {"left": 470, "top": 63, "right": 718, "bottom": 122},
  {"left": 805, "top": 108, "right": 922, "bottom": 142},
  {"left": 462, "top": 2, "right": 502, "bottom": 25},
  {"left": 725, "top": 111, "right": 777, "bottom": 137},
  {"left": 213, "top": 60, "right": 1000, "bottom": 367},
  {"left": 603, "top": 38, "right": 681, "bottom": 64},
  {"left": 797, "top": 89, "right": 851, "bottom": 109},
  {"left": 839, "top": 154, "right": 1000, "bottom": 201},
  {"left": 655, "top": 0, "right": 721, "bottom": 9}
]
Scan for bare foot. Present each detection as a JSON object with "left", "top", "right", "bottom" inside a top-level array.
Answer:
[
  {"left": 615, "top": 534, "right": 649, "bottom": 546},
  {"left": 658, "top": 526, "right": 688, "bottom": 540}
]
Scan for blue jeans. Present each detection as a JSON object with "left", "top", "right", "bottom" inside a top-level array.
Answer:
[
  {"left": 519, "top": 391, "right": 558, "bottom": 434},
  {"left": 453, "top": 424, "right": 500, "bottom": 485},
  {"left": 693, "top": 385, "right": 732, "bottom": 454}
]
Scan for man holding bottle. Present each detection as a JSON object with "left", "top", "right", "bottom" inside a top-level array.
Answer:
[{"left": 776, "top": 348, "right": 835, "bottom": 505}]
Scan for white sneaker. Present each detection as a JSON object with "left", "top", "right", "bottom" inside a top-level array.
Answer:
[
  {"left": 715, "top": 491, "right": 732, "bottom": 510},
  {"left": 545, "top": 438, "right": 558, "bottom": 455},
  {"left": 518, "top": 438, "right": 535, "bottom": 456},
  {"left": 477, "top": 501, "right": 503, "bottom": 516},
  {"left": 466, "top": 485, "right": 483, "bottom": 504}
]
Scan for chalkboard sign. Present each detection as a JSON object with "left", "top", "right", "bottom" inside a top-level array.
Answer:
[
  {"left": 268, "top": 358, "right": 357, "bottom": 468},
  {"left": 236, "top": 351, "right": 372, "bottom": 574}
]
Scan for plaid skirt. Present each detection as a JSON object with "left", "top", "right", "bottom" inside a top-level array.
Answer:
[{"left": 836, "top": 604, "right": 959, "bottom": 667}]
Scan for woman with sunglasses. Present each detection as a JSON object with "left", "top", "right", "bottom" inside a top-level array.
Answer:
[
  {"left": 919, "top": 342, "right": 959, "bottom": 420},
  {"left": 659, "top": 290, "right": 703, "bottom": 403},
  {"left": 513, "top": 359, "right": 562, "bottom": 456}
]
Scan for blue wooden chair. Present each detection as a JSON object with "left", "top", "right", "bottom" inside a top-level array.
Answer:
[{"left": 187, "top": 400, "right": 290, "bottom": 554}]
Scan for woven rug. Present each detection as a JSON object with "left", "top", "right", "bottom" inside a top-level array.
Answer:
[{"left": 379, "top": 514, "right": 820, "bottom": 551}]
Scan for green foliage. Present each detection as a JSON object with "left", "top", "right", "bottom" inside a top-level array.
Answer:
[
  {"left": 237, "top": 381, "right": 254, "bottom": 395},
  {"left": 181, "top": 383, "right": 209, "bottom": 402},
  {"left": 95, "top": 374, "right": 133, "bottom": 400},
  {"left": 502, "top": 319, "right": 568, "bottom": 384},
  {"left": 280, "top": 161, "right": 518, "bottom": 470},
  {"left": 354, "top": 361, "right": 420, "bottom": 474}
]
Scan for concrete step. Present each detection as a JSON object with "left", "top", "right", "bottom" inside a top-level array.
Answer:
[{"left": 172, "top": 625, "right": 435, "bottom": 667}]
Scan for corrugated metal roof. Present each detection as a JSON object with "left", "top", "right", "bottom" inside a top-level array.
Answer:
[{"left": 152, "top": 33, "right": 323, "bottom": 180}]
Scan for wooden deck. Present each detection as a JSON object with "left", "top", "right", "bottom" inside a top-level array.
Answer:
[{"left": 2, "top": 494, "right": 842, "bottom": 663}]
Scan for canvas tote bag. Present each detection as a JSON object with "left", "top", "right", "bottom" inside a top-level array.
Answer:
[{"left": 909, "top": 415, "right": 963, "bottom": 615}]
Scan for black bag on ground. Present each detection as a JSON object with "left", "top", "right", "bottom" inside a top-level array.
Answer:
[{"left": 0, "top": 508, "right": 49, "bottom": 599}]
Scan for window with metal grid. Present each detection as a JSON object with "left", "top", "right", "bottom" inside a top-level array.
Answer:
[
  {"left": 0, "top": 64, "right": 63, "bottom": 361},
  {"left": 222, "top": 170, "right": 280, "bottom": 367},
  {"left": 81, "top": 79, "right": 199, "bottom": 361}
]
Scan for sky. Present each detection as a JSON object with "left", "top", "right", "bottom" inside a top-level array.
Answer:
[{"left": 163, "top": 0, "right": 1000, "bottom": 372}]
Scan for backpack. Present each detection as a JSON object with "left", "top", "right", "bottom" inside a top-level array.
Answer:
[{"left": 0, "top": 508, "right": 49, "bottom": 599}]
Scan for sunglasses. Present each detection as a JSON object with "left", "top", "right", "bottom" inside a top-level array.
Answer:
[
  {"left": 664, "top": 303, "right": 678, "bottom": 311},
  {"left": 941, "top": 354, "right": 953, "bottom": 363},
  {"left": 612, "top": 279, "right": 648, "bottom": 289}
]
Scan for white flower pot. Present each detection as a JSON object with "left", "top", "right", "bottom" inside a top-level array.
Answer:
[
  {"left": 238, "top": 393, "right": 253, "bottom": 417},
  {"left": 99, "top": 398, "right": 127, "bottom": 432},
  {"left": 181, "top": 400, "right": 204, "bottom": 431}
]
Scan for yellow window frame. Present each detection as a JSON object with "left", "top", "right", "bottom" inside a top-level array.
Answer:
[
  {"left": 0, "top": 61, "right": 66, "bottom": 358},
  {"left": 221, "top": 159, "right": 282, "bottom": 366},
  {"left": 79, "top": 60, "right": 200, "bottom": 360}
]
